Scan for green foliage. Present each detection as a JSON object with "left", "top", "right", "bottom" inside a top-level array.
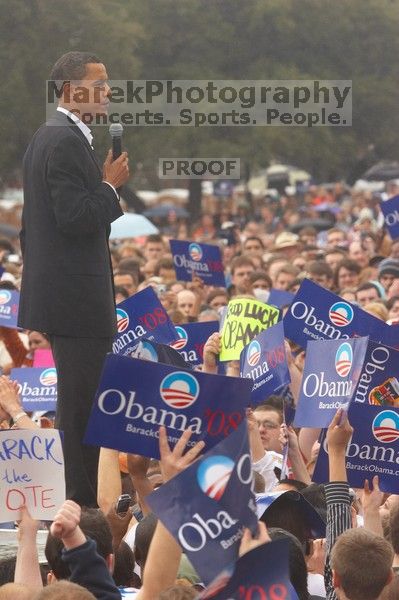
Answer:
[{"left": 1, "top": 0, "right": 399, "bottom": 183}]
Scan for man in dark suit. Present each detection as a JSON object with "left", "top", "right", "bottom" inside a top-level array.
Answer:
[{"left": 18, "top": 51, "right": 129, "bottom": 506}]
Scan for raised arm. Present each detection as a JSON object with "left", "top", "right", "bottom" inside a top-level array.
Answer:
[
  {"left": 137, "top": 427, "right": 204, "bottom": 600},
  {"left": 14, "top": 506, "right": 42, "bottom": 590},
  {"left": 324, "top": 409, "right": 352, "bottom": 600}
]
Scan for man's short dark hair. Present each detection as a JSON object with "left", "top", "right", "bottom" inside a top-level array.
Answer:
[
  {"left": 154, "top": 257, "right": 174, "bottom": 275},
  {"left": 230, "top": 254, "right": 255, "bottom": 276},
  {"left": 50, "top": 52, "right": 101, "bottom": 82},
  {"left": 45, "top": 508, "right": 113, "bottom": 580},
  {"left": 356, "top": 281, "right": 381, "bottom": 297},
  {"left": 145, "top": 234, "right": 163, "bottom": 245},
  {"left": 307, "top": 260, "right": 333, "bottom": 280},
  {"left": 244, "top": 236, "right": 264, "bottom": 248}
]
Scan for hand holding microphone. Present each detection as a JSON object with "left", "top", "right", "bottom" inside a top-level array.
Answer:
[{"left": 103, "top": 123, "right": 130, "bottom": 189}]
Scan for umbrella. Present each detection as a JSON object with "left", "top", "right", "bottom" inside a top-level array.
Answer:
[
  {"left": 290, "top": 218, "right": 335, "bottom": 233},
  {"left": 110, "top": 213, "right": 159, "bottom": 240},
  {"left": 143, "top": 204, "right": 189, "bottom": 218},
  {"left": 363, "top": 161, "right": 399, "bottom": 182}
]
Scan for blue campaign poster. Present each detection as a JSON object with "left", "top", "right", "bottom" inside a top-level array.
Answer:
[
  {"left": 147, "top": 421, "right": 258, "bottom": 586},
  {"left": 84, "top": 354, "right": 251, "bottom": 459},
  {"left": 351, "top": 340, "right": 399, "bottom": 409},
  {"left": 170, "top": 321, "right": 219, "bottom": 367},
  {"left": 170, "top": 240, "right": 226, "bottom": 286},
  {"left": 380, "top": 195, "right": 399, "bottom": 240},
  {"left": 240, "top": 321, "right": 291, "bottom": 405},
  {"left": 313, "top": 403, "right": 399, "bottom": 493},
  {"left": 113, "top": 287, "right": 178, "bottom": 357},
  {"left": 0, "top": 289, "right": 19, "bottom": 328},
  {"left": 268, "top": 289, "right": 295, "bottom": 309},
  {"left": 11, "top": 367, "right": 57, "bottom": 412},
  {"left": 199, "top": 538, "right": 297, "bottom": 599},
  {"left": 283, "top": 278, "right": 399, "bottom": 349},
  {"left": 293, "top": 336, "right": 368, "bottom": 428}
]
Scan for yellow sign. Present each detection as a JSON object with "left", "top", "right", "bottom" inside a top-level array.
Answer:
[{"left": 220, "top": 298, "right": 280, "bottom": 361}]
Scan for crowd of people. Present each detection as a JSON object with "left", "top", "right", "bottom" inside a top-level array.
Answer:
[{"left": 1, "top": 177, "right": 399, "bottom": 599}]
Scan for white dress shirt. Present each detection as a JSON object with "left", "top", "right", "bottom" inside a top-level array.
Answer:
[{"left": 56, "top": 106, "right": 118, "bottom": 197}]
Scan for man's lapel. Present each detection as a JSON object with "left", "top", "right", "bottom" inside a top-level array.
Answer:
[{"left": 51, "top": 112, "right": 103, "bottom": 177}]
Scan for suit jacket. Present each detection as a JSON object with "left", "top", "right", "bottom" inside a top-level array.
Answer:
[{"left": 18, "top": 111, "right": 123, "bottom": 337}]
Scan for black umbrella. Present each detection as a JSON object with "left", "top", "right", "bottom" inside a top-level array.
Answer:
[
  {"left": 144, "top": 204, "right": 189, "bottom": 218},
  {"left": 290, "top": 218, "right": 335, "bottom": 233},
  {"left": 362, "top": 161, "right": 399, "bottom": 182}
]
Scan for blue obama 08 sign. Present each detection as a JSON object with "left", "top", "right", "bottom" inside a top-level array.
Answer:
[
  {"left": 170, "top": 239, "right": 226, "bottom": 286},
  {"left": 0, "top": 289, "right": 19, "bottom": 329},
  {"left": 381, "top": 195, "right": 399, "bottom": 240},
  {"left": 240, "top": 322, "right": 291, "bottom": 406},
  {"left": 350, "top": 340, "right": 399, "bottom": 409},
  {"left": 84, "top": 354, "right": 251, "bottom": 459},
  {"left": 283, "top": 278, "right": 399, "bottom": 349},
  {"left": 113, "top": 286, "right": 178, "bottom": 357},
  {"left": 147, "top": 421, "right": 258, "bottom": 586},
  {"left": 169, "top": 321, "right": 219, "bottom": 367},
  {"left": 11, "top": 367, "right": 57, "bottom": 412},
  {"left": 313, "top": 404, "right": 399, "bottom": 494},
  {"left": 293, "top": 336, "right": 368, "bottom": 428},
  {"left": 199, "top": 538, "right": 296, "bottom": 600}
]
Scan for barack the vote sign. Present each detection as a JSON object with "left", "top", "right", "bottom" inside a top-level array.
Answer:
[
  {"left": 220, "top": 297, "right": 280, "bottom": 362},
  {"left": 0, "top": 289, "right": 19, "bottom": 328},
  {"left": 240, "top": 322, "right": 290, "bottom": 405},
  {"left": 113, "top": 286, "right": 178, "bottom": 357},
  {"left": 170, "top": 321, "right": 219, "bottom": 367},
  {"left": 84, "top": 354, "right": 251, "bottom": 459},
  {"left": 294, "top": 337, "right": 368, "bottom": 428},
  {"left": 381, "top": 195, "right": 399, "bottom": 240},
  {"left": 313, "top": 404, "right": 399, "bottom": 494},
  {"left": 0, "top": 428, "right": 65, "bottom": 521},
  {"left": 283, "top": 278, "right": 399, "bottom": 349},
  {"left": 170, "top": 239, "right": 226, "bottom": 286},
  {"left": 11, "top": 367, "right": 57, "bottom": 412},
  {"left": 351, "top": 340, "right": 399, "bottom": 409},
  {"left": 147, "top": 421, "right": 258, "bottom": 586},
  {"left": 199, "top": 538, "right": 295, "bottom": 600}
]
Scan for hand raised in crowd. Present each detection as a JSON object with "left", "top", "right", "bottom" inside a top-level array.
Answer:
[
  {"left": 106, "top": 503, "right": 133, "bottom": 551},
  {"left": 17, "top": 505, "right": 39, "bottom": 542},
  {"left": 326, "top": 408, "right": 353, "bottom": 453},
  {"left": 126, "top": 454, "right": 151, "bottom": 481},
  {"left": 306, "top": 538, "right": 326, "bottom": 576},
  {"left": 103, "top": 149, "right": 129, "bottom": 189},
  {"left": 50, "top": 500, "right": 86, "bottom": 550},
  {"left": 363, "top": 475, "right": 384, "bottom": 514},
  {"left": 202, "top": 331, "right": 221, "bottom": 373},
  {"left": 159, "top": 426, "right": 205, "bottom": 483},
  {"left": 239, "top": 522, "right": 271, "bottom": 557},
  {"left": 15, "top": 505, "right": 42, "bottom": 590},
  {"left": 226, "top": 360, "right": 240, "bottom": 377},
  {"left": 279, "top": 423, "right": 300, "bottom": 456},
  {"left": 246, "top": 408, "right": 265, "bottom": 463},
  {"left": 0, "top": 375, "right": 23, "bottom": 422}
]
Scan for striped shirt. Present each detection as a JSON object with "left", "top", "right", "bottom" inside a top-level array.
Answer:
[{"left": 324, "top": 482, "right": 351, "bottom": 600}]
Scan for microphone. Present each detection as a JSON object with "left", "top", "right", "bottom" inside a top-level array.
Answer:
[{"left": 109, "top": 123, "right": 123, "bottom": 160}]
